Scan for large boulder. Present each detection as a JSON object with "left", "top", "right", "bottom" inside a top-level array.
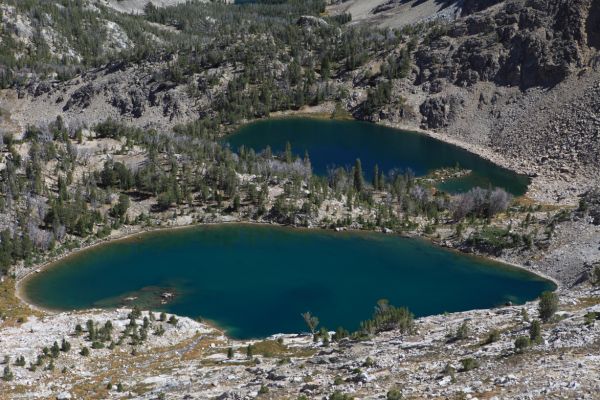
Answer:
[
  {"left": 419, "top": 96, "right": 462, "bottom": 129},
  {"left": 461, "top": 0, "right": 504, "bottom": 16},
  {"left": 63, "top": 83, "right": 96, "bottom": 111}
]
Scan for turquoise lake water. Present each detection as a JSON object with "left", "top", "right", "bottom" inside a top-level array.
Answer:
[
  {"left": 23, "top": 225, "right": 554, "bottom": 339},
  {"left": 225, "top": 118, "right": 530, "bottom": 195}
]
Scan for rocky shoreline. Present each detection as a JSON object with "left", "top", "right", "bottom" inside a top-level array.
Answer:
[
  {"left": 14, "top": 212, "right": 563, "bottom": 316},
  {"left": 2, "top": 96, "right": 597, "bottom": 399},
  {"left": 1, "top": 0, "right": 599, "bottom": 396},
  {"left": 2, "top": 278, "right": 599, "bottom": 399}
]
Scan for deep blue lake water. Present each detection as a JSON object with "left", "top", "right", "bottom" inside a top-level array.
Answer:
[
  {"left": 24, "top": 225, "right": 553, "bottom": 339},
  {"left": 225, "top": 118, "right": 530, "bottom": 195}
]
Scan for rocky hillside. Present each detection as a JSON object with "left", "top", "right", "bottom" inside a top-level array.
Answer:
[
  {"left": 1, "top": 282, "right": 600, "bottom": 399},
  {"left": 0, "top": 2, "right": 599, "bottom": 399},
  {"left": 102, "top": 0, "right": 202, "bottom": 14},
  {"left": 1, "top": 0, "right": 598, "bottom": 205},
  {"left": 339, "top": 0, "right": 600, "bottom": 203}
]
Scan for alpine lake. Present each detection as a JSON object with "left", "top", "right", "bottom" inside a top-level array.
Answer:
[{"left": 23, "top": 119, "right": 553, "bottom": 339}]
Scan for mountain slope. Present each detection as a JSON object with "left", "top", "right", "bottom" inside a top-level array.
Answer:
[{"left": 1, "top": 0, "right": 599, "bottom": 203}]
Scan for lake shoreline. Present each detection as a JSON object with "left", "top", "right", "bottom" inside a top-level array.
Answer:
[
  {"left": 238, "top": 105, "right": 575, "bottom": 205},
  {"left": 15, "top": 217, "right": 560, "bottom": 322},
  {"left": 13, "top": 112, "right": 565, "bottom": 337}
]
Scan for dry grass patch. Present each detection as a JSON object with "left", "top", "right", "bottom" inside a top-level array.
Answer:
[
  {"left": 567, "top": 296, "right": 600, "bottom": 311},
  {"left": 181, "top": 334, "right": 227, "bottom": 361},
  {"left": 0, "top": 278, "right": 39, "bottom": 327},
  {"left": 252, "top": 340, "right": 317, "bottom": 358}
]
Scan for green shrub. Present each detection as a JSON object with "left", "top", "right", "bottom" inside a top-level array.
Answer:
[
  {"left": 258, "top": 385, "right": 269, "bottom": 394},
  {"left": 358, "top": 299, "right": 414, "bottom": 335},
  {"left": 386, "top": 388, "right": 403, "bottom": 400},
  {"left": 3, "top": 366, "right": 13, "bottom": 381},
  {"left": 538, "top": 291, "right": 559, "bottom": 322},
  {"left": 61, "top": 338, "right": 71, "bottom": 352},
  {"left": 454, "top": 321, "right": 470, "bottom": 340},
  {"left": 584, "top": 312, "right": 598, "bottom": 326},
  {"left": 484, "top": 329, "right": 500, "bottom": 344},
  {"left": 332, "top": 326, "right": 349, "bottom": 342},
  {"left": 329, "top": 391, "right": 353, "bottom": 400},
  {"left": 514, "top": 336, "right": 530, "bottom": 353},
  {"left": 529, "top": 320, "right": 542, "bottom": 344},
  {"left": 521, "top": 308, "right": 530, "bottom": 322},
  {"left": 460, "top": 358, "right": 479, "bottom": 372},
  {"left": 363, "top": 357, "right": 375, "bottom": 367},
  {"left": 592, "top": 265, "right": 600, "bottom": 285},
  {"left": 442, "top": 363, "right": 455, "bottom": 376},
  {"left": 91, "top": 341, "right": 105, "bottom": 349},
  {"left": 14, "top": 356, "right": 26, "bottom": 367}
]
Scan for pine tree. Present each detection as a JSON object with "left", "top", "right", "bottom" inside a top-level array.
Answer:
[
  {"left": 3, "top": 365, "right": 13, "bottom": 381},
  {"left": 538, "top": 291, "right": 558, "bottom": 322},
  {"left": 51, "top": 341, "right": 60, "bottom": 358},
  {"left": 61, "top": 338, "right": 71, "bottom": 352},
  {"left": 373, "top": 164, "right": 379, "bottom": 189},
  {"left": 529, "top": 320, "right": 542, "bottom": 344},
  {"left": 284, "top": 141, "right": 293, "bottom": 163},
  {"left": 353, "top": 158, "right": 364, "bottom": 193},
  {"left": 86, "top": 319, "right": 96, "bottom": 340}
]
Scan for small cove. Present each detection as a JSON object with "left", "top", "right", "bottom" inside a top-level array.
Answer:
[{"left": 23, "top": 224, "right": 555, "bottom": 339}]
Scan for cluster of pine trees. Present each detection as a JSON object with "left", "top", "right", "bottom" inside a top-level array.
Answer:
[
  {"left": 1, "top": 111, "right": 515, "bottom": 276},
  {"left": 1, "top": 0, "right": 421, "bottom": 120}
]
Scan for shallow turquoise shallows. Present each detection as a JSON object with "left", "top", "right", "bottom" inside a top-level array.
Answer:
[
  {"left": 225, "top": 118, "right": 530, "bottom": 195},
  {"left": 23, "top": 225, "right": 553, "bottom": 339}
]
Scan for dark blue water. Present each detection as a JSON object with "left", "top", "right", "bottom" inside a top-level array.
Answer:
[
  {"left": 24, "top": 225, "right": 553, "bottom": 339},
  {"left": 225, "top": 118, "right": 530, "bottom": 195}
]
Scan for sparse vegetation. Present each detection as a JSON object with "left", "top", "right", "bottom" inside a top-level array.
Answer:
[
  {"left": 3, "top": 365, "right": 14, "bottom": 381},
  {"left": 484, "top": 329, "right": 500, "bottom": 345},
  {"left": 0, "top": 0, "right": 597, "bottom": 398},
  {"left": 529, "top": 320, "right": 542, "bottom": 344},
  {"left": 460, "top": 358, "right": 479, "bottom": 372},
  {"left": 302, "top": 311, "right": 319, "bottom": 335},
  {"left": 329, "top": 391, "right": 354, "bottom": 400},
  {"left": 454, "top": 321, "right": 470, "bottom": 341},
  {"left": 386, "top": 387, "right": 403, "bottom": 400},
  {"left": 538, "top": 292, "right": 559, "bottom": 322},
  {"left": 514, "top": 336, "right": 531, "bottom": 353},
  {"left": 358, "top": 299, "right": 414, "bottom": 335}
]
